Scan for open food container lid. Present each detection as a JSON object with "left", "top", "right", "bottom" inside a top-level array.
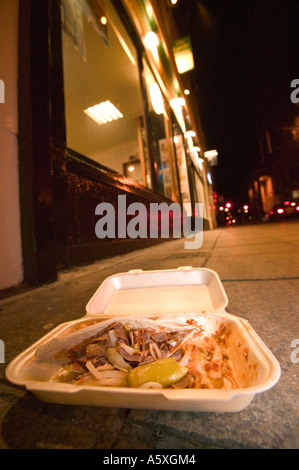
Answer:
[{"left": 86, "top": 267, "right": 229, "bottom": 317}]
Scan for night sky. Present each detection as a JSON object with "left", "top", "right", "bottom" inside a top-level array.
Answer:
[{"left": 172, "top": 0, "right": 299, "bottom": 206}]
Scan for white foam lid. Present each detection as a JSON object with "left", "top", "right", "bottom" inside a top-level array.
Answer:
[{"left": 86, "top": 267, "right": 229, "bottom": 317}]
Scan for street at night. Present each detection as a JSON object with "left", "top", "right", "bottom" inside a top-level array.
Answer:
[
  {"left": 1, "top": 220, "right": 298, "bottom": 449},
  {"left": 0, "top": 0, "right": 298, "bottom": 455}
]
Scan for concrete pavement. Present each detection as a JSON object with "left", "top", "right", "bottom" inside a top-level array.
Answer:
[{"left": 0, "top": 220, "right": 298, "bottom": 449}]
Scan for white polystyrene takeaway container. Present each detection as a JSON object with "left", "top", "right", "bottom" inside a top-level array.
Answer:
[{"left": 6, "top": 267, "right": 281, "bottom": 412}]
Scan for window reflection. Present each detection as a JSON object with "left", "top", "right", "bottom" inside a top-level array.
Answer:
[{"left": 61, "top": 0, "right": 145, "bottom": 185}]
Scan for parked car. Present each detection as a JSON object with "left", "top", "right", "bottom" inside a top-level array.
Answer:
[{"left": 266, "top": 201, "right": 299, "bottom": 221}]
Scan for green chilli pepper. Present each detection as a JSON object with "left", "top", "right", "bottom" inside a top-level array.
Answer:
[{"left": 127, "top": 357, "right": 188, "bottom": 388}]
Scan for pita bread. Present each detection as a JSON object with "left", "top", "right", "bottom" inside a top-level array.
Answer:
[{"left": 35, "top": 317, "right": 198, "bottom": 364}]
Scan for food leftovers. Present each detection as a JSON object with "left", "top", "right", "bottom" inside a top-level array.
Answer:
[{"left": 35, "top": 318, "right": 239, "bottom": 390}]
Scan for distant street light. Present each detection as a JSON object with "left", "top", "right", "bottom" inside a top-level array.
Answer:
[{"left": 204, "top": 149, "right": 218, "bottom": 166}]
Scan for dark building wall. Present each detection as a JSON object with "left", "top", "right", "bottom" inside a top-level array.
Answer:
[{"left": 53, "top": 146, "right": 177, "bottom": 270}]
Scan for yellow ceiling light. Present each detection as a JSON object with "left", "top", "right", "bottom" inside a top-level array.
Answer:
[
  {"left": 204, "top": 149, "right": 218, "bottom": 158},
  {"left": 170, "top": 97, "right": 185, "bottom": 108},
  {"left": 184, "top": 130, "right": 196, "bottom": 138},
  {"left": 144, "top": 31, "right": 160, "bottom": 60},
  {"left": 149, "top": 83, "right": 164, "bottom": 114},
  {"left": 84, "top": 101, "right": 123, "bottom": 125},
  {"left": 170, "top": 97, "right": 186, "bottom": 133},
  {"left": 144, "top": 31, "right": 159, "bottom": 50}
]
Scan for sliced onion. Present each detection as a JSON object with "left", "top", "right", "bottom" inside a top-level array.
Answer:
[
  {"left": 149, "top": 342, "right": 162, "bottom": 360},
  {"left": 85, "top": 361, "right": 127, "bottom": 386},
  {"left": 139, "top": 382, "right": 163, "bottom": 389},
  {"left": 108, "top": 329, "right": 118, "bottom": 347},
  {"left": 178, "top": 350, "right": 191, "bottom": 367},
  {"left": 96, "top": 363, "right": 114, "bottom": 371},
  {"left": 129, "top": 330, "right": 134, "bottom": 345},
  {"left": 86, "top": 360, "right": 105, "bottom": 380},
  {"left": 78, "top": 373, "right": 126, "bottom": 387},
  {"left": 119, "top": 343, "right": 137, "bottom": 355},
  {"left": 107, "top": 348, "right": 132, "bottom": 371}
]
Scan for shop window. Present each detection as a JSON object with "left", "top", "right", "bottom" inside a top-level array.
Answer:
[
  {"left": 123, "top": 157, "right": 142, "bottom": 180},
  {"left": 142, "top": 60, "right": 172, "bottom": 198},
  {"left": 60, "top": 0, "right": 147, "bottom": 186}
]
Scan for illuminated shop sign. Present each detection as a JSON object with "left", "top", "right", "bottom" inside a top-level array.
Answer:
[{"left": 172, "top": 35, "right": 195, "bottom": 74}]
